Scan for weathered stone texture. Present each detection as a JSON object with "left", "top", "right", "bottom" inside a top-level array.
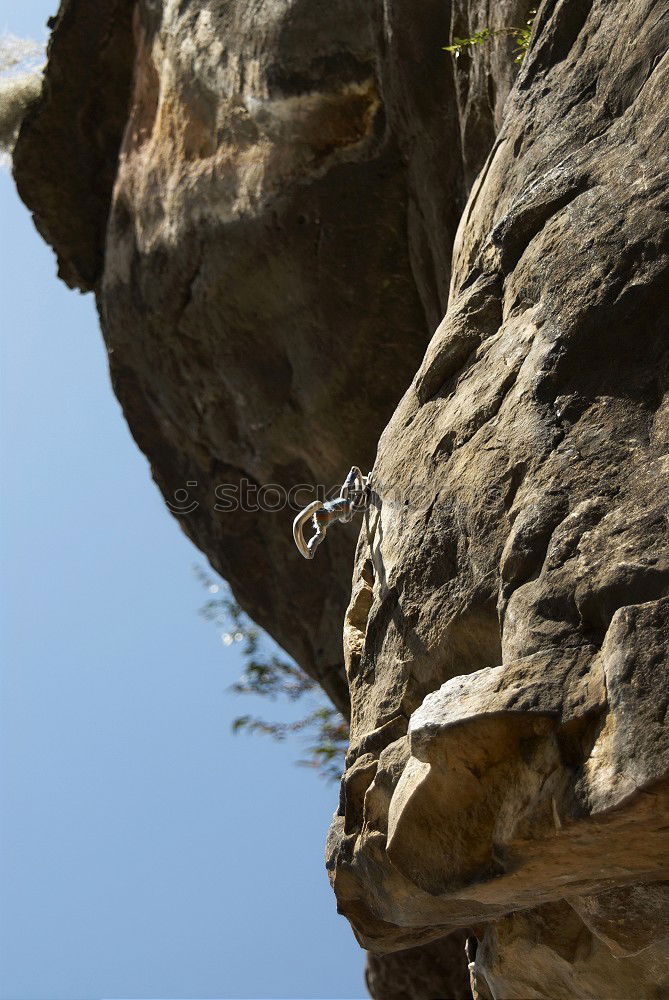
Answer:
[
  {"left": 13, "top": 0, "right": 136, "bottom": 289},
  {"left": 13, "top": 0, "right": 529, "bottom": 717},
  {"left": 474, "top": 897, "right": 669, "bottom": 1000},
  {"left": 365, "top": 931, "right": 472, "bottom": 1000},
  {"left": 328, "top": 0, "right": 669, "bottom": 995},
  {"left": 13, "top": 0, "right": 669, "bottom": 996}
]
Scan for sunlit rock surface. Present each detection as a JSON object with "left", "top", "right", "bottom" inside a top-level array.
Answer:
[
  {"left": 15, "top": 0, "right": 490, "bottom": 716},
  {"left": 14, "top": 0, "right": 669, "bottom": 996},
  {"left": 328, "top": 1, "right": 669, "bottom": 995}
]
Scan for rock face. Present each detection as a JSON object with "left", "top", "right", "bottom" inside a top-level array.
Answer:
[
  {"left": 14, "top": 0, "right": 669, "bottom": 996},
  {"left": 365, "top": 931, "right": 473, "bottom": 1000},
  {"left": 328, "top": 0, "right": 669, "bottom": 994},
  {"left": 14, "top": 0, "right": 530, "bottom": 719},
  {"left": 16, "top": 0, "right": 482, "bottom": 716}
]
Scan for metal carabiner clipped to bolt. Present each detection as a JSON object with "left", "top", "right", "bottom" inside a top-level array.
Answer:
[{"left": 293, "top": 466, "right": 370, "bottom": 560}]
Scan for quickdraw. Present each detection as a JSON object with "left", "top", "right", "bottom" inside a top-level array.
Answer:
[{"left": 293, "top": 466, "right": 370, "bottom": 560}]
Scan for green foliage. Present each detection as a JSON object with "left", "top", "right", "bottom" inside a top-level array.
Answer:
[
  {"left": 194, "top": 565, "right": 349, "bottom": 781},
  {"left": 444, "top": 10, "right": 536, "bottom": 63}
]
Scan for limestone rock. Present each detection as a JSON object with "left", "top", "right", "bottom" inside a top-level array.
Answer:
[
  {"left": 13, "top": 0, "right": 669, "bottom": 997},
  {"left": 474, "top": 899, "right": 669, "bottom": 1000},
  {"left": 328, "top": 0, "right": 669, "bottom": 994},
  {"left": 365, "top": 932, "right": 472, "bottom": 1000},
  {"left": 14, "top": 0, "right": 530, "bottom": 716},
  {"left": 13, "top": 0, "right": 136, "bottom": 290}
]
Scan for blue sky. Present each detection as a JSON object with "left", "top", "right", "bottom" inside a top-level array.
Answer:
[{"left": 0, "top": 4, "right": 364, "bottom": 997}]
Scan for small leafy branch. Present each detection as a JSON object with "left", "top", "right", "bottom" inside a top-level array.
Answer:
[
  {"left": 231, "top": 707, "right": 349, "bottom": 782},
  {"left": 444, "top": 9, "right": 536, "bottom": 63},
  {"left": 195, "top": 565, "right": 349, "bottom": 781}
]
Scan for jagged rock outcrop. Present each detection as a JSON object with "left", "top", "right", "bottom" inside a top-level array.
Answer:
[
  {"left": 14, "top": 0, "right": 530, "bottom": 720},
  {"left": 365, "top": 931, "right": 472, "bottom": 1000},
  {"left": 13, "top": 0, "right": 669, "bottom": 996},
  {"left": 475, "top": 896, "right": 669, "bottom": 999},
  {"left": 328, "top": 0, "right": 669, "bottom": 995}
]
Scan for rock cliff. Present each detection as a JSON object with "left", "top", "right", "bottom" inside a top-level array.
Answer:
[{"left": 14, "top": 0, "right": 669, "bottom": 996}]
